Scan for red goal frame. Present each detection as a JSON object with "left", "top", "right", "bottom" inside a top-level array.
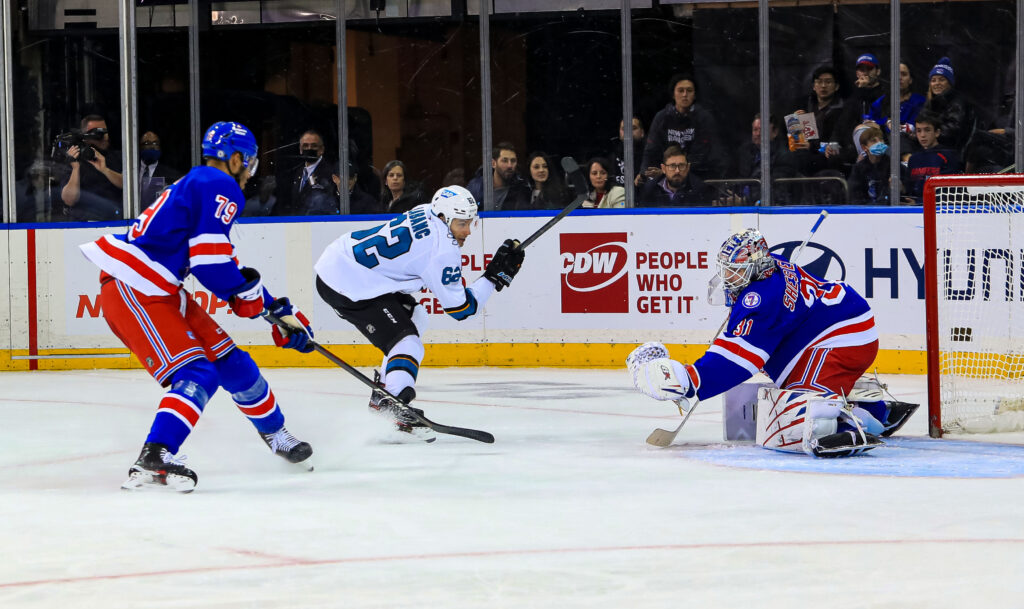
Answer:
[{"left": 923, "top": 174, "right": 1024, "bottom": 437}]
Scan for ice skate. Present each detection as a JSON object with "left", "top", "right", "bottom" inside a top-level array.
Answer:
[
  {"left": 369, "top": 386, "right": 436, "bottom": 443},
  {"left": 880, "top": 402, "right": 919, "bottom": 437},
  {"left": 260, "top": 426, "right": 314, "bottom": 471},
  {"left": 809, "top": 430, "right": 883, "bottom": 458},
  {"left": 121, "top": 442, "right": 198, "bottom": 492}
]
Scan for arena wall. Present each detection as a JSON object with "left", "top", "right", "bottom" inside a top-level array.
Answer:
[{"left": 1, "top": 208, "right": 928, "bottom": 373}]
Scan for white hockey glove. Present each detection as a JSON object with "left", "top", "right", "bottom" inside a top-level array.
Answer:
[
  {"left": 632, "top": 357, "right": 697, "bottom": 407},
  {"left": 626, "top": 341, "right": 670, "bottom": 375}
]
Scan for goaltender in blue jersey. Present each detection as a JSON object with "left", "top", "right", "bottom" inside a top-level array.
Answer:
[{"left": 628, "top": 228, "right": 917, "bottom": 457}]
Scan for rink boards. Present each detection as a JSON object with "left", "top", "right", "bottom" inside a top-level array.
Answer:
[{"left": 1, "top": 207, "right": 930, "bottom": 372}]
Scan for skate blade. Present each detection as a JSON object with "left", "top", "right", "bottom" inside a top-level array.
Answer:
[{"left": 120, "top": 470, "right": 196, "bottom": 493}]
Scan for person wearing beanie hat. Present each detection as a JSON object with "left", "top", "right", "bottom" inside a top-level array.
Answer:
[
  {"left": 923, "top": 56, "right": 976, "bottom": 153},
  {"left": 929, "top": 57, "right": 955, "bottom": 88}
]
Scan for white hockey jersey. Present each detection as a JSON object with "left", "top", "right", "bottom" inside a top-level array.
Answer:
[{"left": 315, "top": 204, "right": 491, "bottom": 320}]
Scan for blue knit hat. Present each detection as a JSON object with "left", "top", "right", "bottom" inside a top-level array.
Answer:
[{"left": 929, "top": 57, "right": 955, "bottom": 86}]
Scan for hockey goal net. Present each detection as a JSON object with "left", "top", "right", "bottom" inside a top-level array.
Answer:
[{"left": 925, "top": 175, "right": 1024, "bottom": 437}]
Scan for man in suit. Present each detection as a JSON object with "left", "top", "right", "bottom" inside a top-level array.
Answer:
[
  {"left": 275, "top": 129, "right": 340, "bottom": 216},
  {"left": 139, "top": 131, "right": 184, "bottom": 206}
]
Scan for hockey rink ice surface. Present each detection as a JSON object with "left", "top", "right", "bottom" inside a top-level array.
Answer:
[{"left": 2, "top": 367, "right": 1024, "bottom": 608}]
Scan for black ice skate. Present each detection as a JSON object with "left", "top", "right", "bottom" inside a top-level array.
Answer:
[
  {"left": 880, "top": 402, "right": 920, "bottom": 437},
  {"left": 121, "top": 442, "right": 198, "bottom": 492},
  {"left": 809, "top": 430, "right": 884, "bottom": 458},
  {"left": 369, "top": 384, "right": 436, "bottom": 443},
  {"left": 260, "top": 426, "right": 314, "bottom": 471}
]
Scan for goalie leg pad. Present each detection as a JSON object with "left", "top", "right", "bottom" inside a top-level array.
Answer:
[{"left": 756, "top": 388, "right": 847, "bottom": 456}]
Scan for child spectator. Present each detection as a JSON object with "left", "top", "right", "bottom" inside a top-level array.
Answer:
[
  {"left": 848, "top": 126, "right": 891, "bottom": 205},
  {"left": 902, "top": 110, "right": 963, "bottom": 203}
]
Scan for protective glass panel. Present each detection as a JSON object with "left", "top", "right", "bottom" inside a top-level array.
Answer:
[
  {"left": 136, "top": 11, "right": 189, "bottom": 211},
  {"left": 902, "top": 0, "right": 1016, "bottom": 187},
  {"left": 483, "top": 7, "right": 621, "bottom": 211},
  {"left": 200, "top": 1, "right": 341, "bottom": 217},
  {"left": 632, "top": 4, "right": 760, "bottom": 208},
  {"left": 347, "top": 6, "right": 481, "bottom": 216},
  {"left": 12, "top": 1, "right": 127, "bottom": 223}
]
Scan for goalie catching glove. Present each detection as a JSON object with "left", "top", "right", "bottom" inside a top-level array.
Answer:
[
  {"left": 484, "top": 239, "right": 525, "bottom": 291},
  {"left": 266, "top": 298, "right": 315, "bottom": 353},
  {"left": 626, "top": 342, "right": 698, "bottom": 409}
]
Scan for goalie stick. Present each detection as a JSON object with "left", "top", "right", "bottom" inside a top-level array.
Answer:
[
  {"left": 262, "top": 312, "right": 495, "bottom": 444},
  {"left": 645, "top": 209, "right": 831, "bottom": 447},
  {"left": 516, "top": 157, "right": 589, "bottom": 250}
]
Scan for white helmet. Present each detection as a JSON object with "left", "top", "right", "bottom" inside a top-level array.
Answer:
[
  {"left": 715, "top": 228, "right": 776, "bottom": 305},
  {"left": 430, "top": 185, "right": 478, "bottom": 229}
]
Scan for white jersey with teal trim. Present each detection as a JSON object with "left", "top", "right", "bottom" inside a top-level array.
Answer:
[{"left": 315, "top": 204, "right": 489, "bottom": 319}]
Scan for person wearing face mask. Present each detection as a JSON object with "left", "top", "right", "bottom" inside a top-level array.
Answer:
[
  {"left": 275, "top": 129, "right": 341, "bottom": 216},
  {"left": 847, "top": 126, "right": 892, "bottom": 205},
  {"left": 139, "top": 131, "right": 183, "bottom": 207}
]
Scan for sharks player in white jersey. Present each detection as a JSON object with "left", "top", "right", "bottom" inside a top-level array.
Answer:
[
  {"left": 628, "top": 229, "right": 916, "bottom": 457},
  {"left": 315, "top": 185, "right": 524, "bottom": 440}
]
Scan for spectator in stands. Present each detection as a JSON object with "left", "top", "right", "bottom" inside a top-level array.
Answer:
[
  {"left": 60, "top": 114, "right": 123, "bottom": 221},
  {"left": 638, "top": 146, "right": 709, "bottom": 207},
  {"left": 640, "top": 74, "right": 724, "bottom": 181},
  {"left": 731, "top": 113, "right": 798, "bottom": 205},
  {"left": 867, "top": 62, "right": 926, "bottom": 141},
  {"left": 16, "top": 160, "right": 61, "bottom": 222},
  {"left": 138, "top": 131, "right": 183, "bottom": 207},
  {"left": 902, "top": 110, "right": 963, "bottom": 203},
  {"left": 441, "top": 167, "right": 466, "bottom": 188},
  {"left": 849, "top": 53, "right": 885, "bottom": 121},
  {"left": 523, "top": 151, "right": 569, "bottom": 210},
  {"left": 467, "top": 142, "right": 530, "bottom": 210},
  {"left": 380, "top": 160, "right": 426, "bottom": 214},
  {"left": 243, "top": 176, "right": 278, "bottom": 217},
  {"left": 611, "top": 116, "right": 645, "bottom": 188},
  {"left": 346, "top": 161, "right": 382, "bottom": 214},
  {"left": 275, "top": 129, "right": 340, "bottom": 216},
  {"left": 789, "top": 66, "right": 855, "bottom": 176},
  {"left": 581, "top": 157, "right": 625, "bottom": 208},
  {"left": 847, "top": 126, "right": 891, "bottom": 205},
  {"left": 923, "top": 57, "right": 976, "bottom": 154}
]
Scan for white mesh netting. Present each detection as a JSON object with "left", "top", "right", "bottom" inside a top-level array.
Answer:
[{"left": 934, "top": 184, "right": 1024, "bottom": 433}]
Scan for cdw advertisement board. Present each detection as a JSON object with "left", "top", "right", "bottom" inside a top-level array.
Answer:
[{"left": 35, "top": 209, "right": 928, "bottom": 352}]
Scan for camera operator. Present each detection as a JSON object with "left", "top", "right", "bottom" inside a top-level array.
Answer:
[{"left": 60, "top": 114, "right": 124, "bottom": 221}]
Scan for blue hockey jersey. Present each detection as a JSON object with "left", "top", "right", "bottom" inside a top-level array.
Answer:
[
  {"left": 690, "top": 254, "right": 877, "bottom": 400},
  {"left": 80, "top": 166, "right": 253, "bottom": 301}
]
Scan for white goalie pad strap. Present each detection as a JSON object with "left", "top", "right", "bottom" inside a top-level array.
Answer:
[
  {"left": 756, "top": 388, "right": 843, "bottom": 455},
  {"left": 632, "top": 357, "right": 696, "bottom": 403}
]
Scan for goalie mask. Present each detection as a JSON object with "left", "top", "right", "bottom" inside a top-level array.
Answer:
[
  {"left": 431, "top": 185, "right": 478, "bottom": 226},
  {"left": 715, "top": 228, "right": 775, "bottom": 306}
]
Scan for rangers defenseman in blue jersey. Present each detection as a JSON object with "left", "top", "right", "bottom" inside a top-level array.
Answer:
[
  {"left": 628, "top": 229, "right": 916, "bottom": 457},
  {"left": 80, "top": 121, "right": 316, "bottom": 491}
]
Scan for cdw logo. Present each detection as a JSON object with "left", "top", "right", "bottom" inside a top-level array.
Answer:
[{"left": 559, "top": 232, "right": 628, "bottom": 313}]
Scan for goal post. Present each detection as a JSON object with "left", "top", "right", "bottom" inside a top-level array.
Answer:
[{"left": 925, "top": 174, "right": 1024, "bottom": 437}]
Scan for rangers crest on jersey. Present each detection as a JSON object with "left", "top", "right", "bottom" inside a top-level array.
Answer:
[{"left": 742, "top": 292, "right": 761, "bottom": 308}]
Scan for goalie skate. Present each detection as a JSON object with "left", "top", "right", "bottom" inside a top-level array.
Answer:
[
  {"left": 260, "top": 426, "right": 314, "bottom": 471},
  {"left": 121, "top": 442, "right": 198, "bottom": 493},
  {"left": 809, "top": 430, "right": 884, "bottom": 458},
  {"left": 369, "top": 386, "right": 436, "bottom": 443}
]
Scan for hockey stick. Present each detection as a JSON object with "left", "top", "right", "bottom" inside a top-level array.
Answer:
[
  {"left": 644, "top": 210, "right": 831, "bottom": 447},
  {"left": 646, "top": 398, "right": 700, "bottom": 447},
  {"left": 517, "top": 157, "right": 588, "bottom": 250},
  {"left": 262, "top": 312, "right": 495, "bottom": 444}
]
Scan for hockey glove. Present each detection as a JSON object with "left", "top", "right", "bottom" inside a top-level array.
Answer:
[
  {"left": 228, "top": 267, "right": 265, "bottom": 319},
  {"left": 267, "top": 298, "right": 315, "bottom": 353},
  {"left": 484, "top": 239, "right": 525, "bottom": 292},
  {"left": 632, "top": 357, "right": 697, "bottom": 404}
]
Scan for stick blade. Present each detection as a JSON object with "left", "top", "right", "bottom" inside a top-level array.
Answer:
[{"left": 646, "top": 427, "right": 678, "bottom": 447}]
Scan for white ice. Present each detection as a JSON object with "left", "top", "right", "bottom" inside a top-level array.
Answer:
[{"left": 2, "top": 367, "right": 1023, "bottom": 609}]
